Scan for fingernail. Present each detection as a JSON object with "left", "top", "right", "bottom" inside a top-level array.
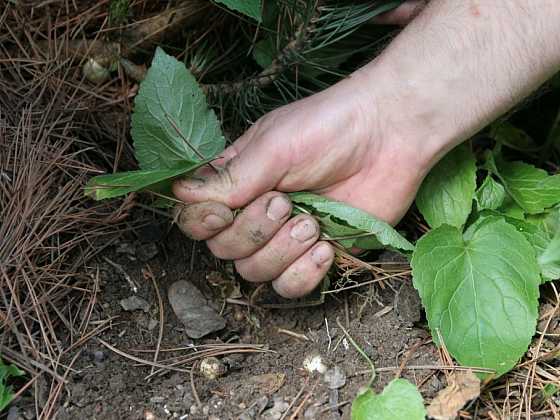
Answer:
[
  {"left": 266, "top": 196, "right": 291, "bottom": 221},
  {"left": 290, "top": 219, "right": 317, "bottom": 242},
  {"left": 202, "top": 214, "right": 228, "bottom": 230},
  {"left": 311, "top": 243, "right": 332, "bottom": 265}
]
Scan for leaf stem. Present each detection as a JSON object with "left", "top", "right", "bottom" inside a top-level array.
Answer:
[{"left": 336, "top": 318, "right": 376, "bottom": 388}]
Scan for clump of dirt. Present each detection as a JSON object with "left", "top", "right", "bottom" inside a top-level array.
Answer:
[{"left": 27, "top": 220, "right": 443, "bottom": 420}]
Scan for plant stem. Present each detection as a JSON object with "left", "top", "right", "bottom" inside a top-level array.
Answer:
[{"left": 336, "top": 318, "right": 376, "bottom": 388}]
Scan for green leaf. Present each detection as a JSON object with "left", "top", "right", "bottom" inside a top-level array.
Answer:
[
  {"left": 416, "top": 145, "right": 476, "bottom": 229},
  {"left": 476, "top": 175, "right": 506, "bottom": 211},
  {"left": 131, "top": 48, "right": 225, "bottom": 170},
  {"left": 539, "top": 232, "right": 560, "bottom": 280},
  {"left": 85, "top": 161, "right": 209, "bottom": 200},
  {"left": 411, "top": 219, "right": 541, "bottom": 377},
  {"left": 213, "top": 0, "right": 262, "bottom": 21},
  {"left": 490, "top": 122, "right": 537, "bottom": 152},
  {"left": 253, "top": 37, "right": 275, "bottom": 69},
  {"left": 479, "top": 209, "right": 560, "bottom": 282},
  {"left": 351, "top": 379, "right": 426, "bottom": 420},
  {"left": 498, "top": 196, "right": 526, "bottom": 220},
  {"left": 290, "top": 192, "right": 414, "bottom": 252},
  {"left": 497, "top": 161, "right": 560, "bottom": 214},
  {"left": 0, "top": 359, "right": 23, "bottom": 411}
]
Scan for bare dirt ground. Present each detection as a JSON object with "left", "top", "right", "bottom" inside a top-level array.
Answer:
[{"left": 34, "top": 218, "right": 442, "bottom": 420}]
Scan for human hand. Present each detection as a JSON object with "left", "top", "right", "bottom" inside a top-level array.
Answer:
[{"left": 172, "top": 73, "right": 434, "bottom": 298}]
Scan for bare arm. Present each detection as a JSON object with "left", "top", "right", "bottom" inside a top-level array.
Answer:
[{"left": 359, "top": 0, "right": 560, "bottom": 163}]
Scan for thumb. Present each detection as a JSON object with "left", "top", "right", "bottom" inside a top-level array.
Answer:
[{"left": 172, "top": 136, "right": 287, "bottom": 209}]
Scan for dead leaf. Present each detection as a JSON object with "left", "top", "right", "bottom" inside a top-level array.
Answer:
[
  {"left": 249, "top": 373, "right": 286, "bottom": 394},
  {"left": 427, "top": 370, "right": 481, "bottom": 420}
]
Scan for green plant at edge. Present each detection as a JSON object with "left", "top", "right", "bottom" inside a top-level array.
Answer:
[{"left": 0, "top": 359, "right": 24, "bottom": 412}]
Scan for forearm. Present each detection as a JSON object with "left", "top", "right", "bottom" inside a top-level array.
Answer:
[{"left": 356, "top": 0, "right": 560, "bottom": 164}]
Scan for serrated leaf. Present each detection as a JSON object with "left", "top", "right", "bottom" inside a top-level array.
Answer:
[
  {"left": 411, "top": 219, "right": 541, "bottom": 377},
  {"left": 85, "top": 161, "right": 208, "bottom": 200},
  {"left": 476, "top": 175, "right": 506, "bottom": 211},
  {"left": 351, "top": 379, "right": 426, "bottom": 420},
  {"left": 416, "top": 145, "right": 476, "bottom": 229},
  {"left": 214, "top": 0, "right": 262, "bottom": 21},
  {"left": 497, "top": 161, "right": 560, "bottom": 214},
  {"left": 290, "top": 192, "right": 414, "bottom": 252},
  {"left": 131, "top": 48, "right": 224, "bottom": 170}
]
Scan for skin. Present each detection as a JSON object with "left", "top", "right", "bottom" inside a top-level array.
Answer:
[{"left": 173, "top": 0, "right": 560, "bottom": 299}]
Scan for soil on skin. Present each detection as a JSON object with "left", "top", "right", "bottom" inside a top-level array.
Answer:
[{"left": 46, "top": 217, "right": 441, "bottom": 420}]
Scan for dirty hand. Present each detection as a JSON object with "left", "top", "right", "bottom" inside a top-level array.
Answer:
[
  {"left": 172, "top": 74, "right": 431, "bottom": 299},
  {"left": 174, "top": 0, "right": 560, "bottom": 298}
]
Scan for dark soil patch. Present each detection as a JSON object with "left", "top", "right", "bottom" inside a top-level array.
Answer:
[{"left": 44, "top": 219, "right": 441, "bottom": 420}]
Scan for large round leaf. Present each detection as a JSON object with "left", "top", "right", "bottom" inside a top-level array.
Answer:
[{"left": 411, "top": 219, "right": 540, "bottom": 377}]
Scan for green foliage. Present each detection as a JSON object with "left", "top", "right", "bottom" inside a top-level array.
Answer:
[
  {"left": 213, "top": 0, "right": 262, "bottom": 21},
  {"left": 476, "top": 175, "right": 506, "bottom": 211},
  {"left": 85, "top": 161, "right": 209, "bottom": 200},
  {"left": 0, "top": 359, "right": 23, "bottom": 411},
  {"left": 411, "top": 219, "right": 540, "bottom": 377},
  {"left": 496, "top": 161, "right": 560, "bottom": 214},
  {"left": 131, "top": 48, "right": 225, "bottom": 170},
  {"left": 416, "top": 145, "right": 476, "bottom": 229},
  {"left": 253, "top": 37, "right": 275, "bottom": 68},
  {"left": 490, "top": 122, "right": 537, "bottom": 152},
  {"left": 351, "top": 379, "right": 426, "bottom": 420},
  {"left": 108, "top": 0, "right": 129, "bottom": 26},
  {"left": 290, "top": 192, "right": 414, "bottom": 252},
  {"left": 413, "top": 129, "right": 560, "bottom": 378}
]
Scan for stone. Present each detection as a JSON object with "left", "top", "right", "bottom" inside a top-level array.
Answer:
[
  {"left": 119, "top": 296, "right": 150, "bottom": 313},
  {"left": 168, "top": 280, "right": 225, "bottom": 339}
]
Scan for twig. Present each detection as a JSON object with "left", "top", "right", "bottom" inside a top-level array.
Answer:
[
  {"left": 322, "top": 270, "right": 412, "bottom": 294},
  {"left": 102, "top": 256, "right": 139, "bottom": 293},
  {"left": 277, "top": 328, "right": 310, "bottom": 341},
  {"left": 279, "top": 378, "right": 309, "bottom": 420},
  {"left": 353, "top": 365, "right": 495, "bottom": 376},
  {"left": 143, "top": 266, "right": 164, "bottom": 378},
  {"left": 97, "top": 338, "right": 190, "bottom": 373},
  {"left": 190, "top": 363, "right": 202, "bottom": 408}
]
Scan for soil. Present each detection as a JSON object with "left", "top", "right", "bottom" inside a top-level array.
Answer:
[{"left": 28, "top": 216, "right": 442, "bottom": 420}]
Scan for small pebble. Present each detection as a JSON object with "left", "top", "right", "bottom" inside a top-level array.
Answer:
[
  {"left": 119, "top": 296, "right": 150, "bottom": 312},
  {"left": 200, "top": 357, "right": 227, "bottom": 380},
  {"left": 93, "top": 350, "right": 106, "bottom": 363}
]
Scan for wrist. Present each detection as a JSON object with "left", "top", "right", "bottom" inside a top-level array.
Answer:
[{"left": 345, "top": 61, "right": 455, "bottom": 173}]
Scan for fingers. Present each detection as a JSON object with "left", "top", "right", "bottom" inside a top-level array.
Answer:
[
  {"left": 174, "top": 201, "right": 234, "bottom": 240},
  {"left": 172, "top": 127, "right": 287, "bottom": 210},
  {"left": 272, "top": 242, "right": 335, "bottom": 299},
  {"left": 234, "top": 214, "right": 321, "bottom": 283},
  {"left": 373, "top": 0, "right": 427, "bottom": 25},
  {"left": 206, "top": 192, "right": 292, "bottom": 259}
]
